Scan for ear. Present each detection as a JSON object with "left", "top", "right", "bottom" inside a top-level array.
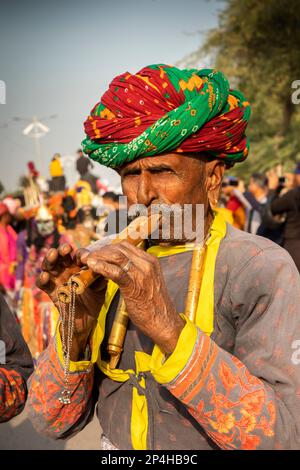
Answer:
[{"left": 205, "top": 160, "right": 225, "bottom": 210}]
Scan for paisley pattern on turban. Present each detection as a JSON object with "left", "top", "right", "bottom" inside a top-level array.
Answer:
[{"left": 82, "top": 65, "right": 251, "bottom": 168}]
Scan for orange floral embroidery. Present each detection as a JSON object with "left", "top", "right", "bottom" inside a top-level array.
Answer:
[
  {"left": 240, "top": 388, "right": 265, "bottom": 415},
  {"left": 209, "top": 412, "right": 236, "bottom": 434},
  {"left": 239, "top": 409, "right": 257, "bottom": 433},
  {"left": 0, "top": 369, "right": 27, "bottom": 422},
  {"left": 241, "top": 434, "right": 261, "bottom": 450},
  {"left": 168, "top": 342, "right": 276, "bottom": 450},
  {"left": 219, "top": 361, "right": 238, "bottom": 389}
]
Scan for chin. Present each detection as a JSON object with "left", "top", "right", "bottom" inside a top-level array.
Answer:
[{"left": 148, "top": 231, "right": 193, "bottom": 246}]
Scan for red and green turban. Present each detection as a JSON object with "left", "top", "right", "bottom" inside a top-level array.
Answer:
[{"left": 82, "top": 64, "right": 250, "bottom": 168}]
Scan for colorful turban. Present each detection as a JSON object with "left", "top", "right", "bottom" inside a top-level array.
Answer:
[{"left": 82, "top": 65, "right": 251, "bottom": 168}]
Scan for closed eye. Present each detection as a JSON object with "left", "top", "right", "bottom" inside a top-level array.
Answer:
[
  {"left": 122, "top": 169, "right": 141, "bottom": 177},
  {"left": 122, "top": 166, "right": 175, "bottom": 178},
  {"left": 149, "top": 167, "right": 174, "bottom": 174}
]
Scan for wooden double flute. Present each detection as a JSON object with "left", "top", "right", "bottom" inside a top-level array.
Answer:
[
  {"left": 56, "top": 210, "right": 207, "bottom": 369},
  {"left": 57, "top": 213, "right": 162, "bottom": 304}
]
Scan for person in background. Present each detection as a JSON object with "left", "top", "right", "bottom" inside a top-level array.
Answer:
[
  {"left": 14, "top": 215, "right": 30, "bottom": 305},
  {"left": 222, "top": 177, "right": 246, "bottom": 229},
  {"left": 5, "top": 196, "right": 24, "bottom": 234},
  {"left": 49, "top": 153, "right": 66, "bottom": 193},
  {"left": 47, "top": 192, "right": 65, "bottom": 232},
  {"left": 295, "top": 162, "right": 300, "bottom": 187},
  {"left": 227, "top": 173, "right": 283, "bottom": 243},
  {"left": 244, "top": 173, "right": 269, "bottom": 234},
  {"left": 76, "top": 148, "right": 99, "bottom": 194},
  {"left": 101, "top": 192, "right": 128, "bottom": 236},
  {"left": 0, "top": 203, "right": 17, "bottom": 299},
  {"left": 61, "top": 194, "right": 99, "bottom": 248},
  {"left": 102, "top": 191, "right": 119, "bottom": 211},
  {"left": 27, "top": 161, "right": 39, "bottom": 180},
  {"left": 269, "top": 163, "right": 300, "bottom": 272},
  {"left": 72, "top": 180, "right": 98, "bottom": 232},
  {"left": 0, "top": 293, "right": 33, "bottom": 422},
  {"left": 96, "top": 178, "right": 109, "bottom": 196},
  {"left": 2, "top": 197, "right": 21, "bottom": 227},
  {"left": 16, "top": 205, "right": 66, "bottom": 360}
]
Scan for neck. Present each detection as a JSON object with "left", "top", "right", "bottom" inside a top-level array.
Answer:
[{"left": 204, "top": 210, "right": 214, "bottom": 239}]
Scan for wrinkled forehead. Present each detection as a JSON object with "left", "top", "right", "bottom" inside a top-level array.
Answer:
[{"left": 118, "top": 152, "right": 207, "bottom": 174}]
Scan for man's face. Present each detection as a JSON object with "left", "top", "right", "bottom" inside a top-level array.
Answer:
[
  {"left": 120, "top": 153, "right": 207, "bottom": 207},
  {"left": 119, "top": 153, "right": 224, "bottom": 242}
]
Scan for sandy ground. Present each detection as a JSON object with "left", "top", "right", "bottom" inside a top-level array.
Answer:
[{"left": 0, "top": 404, "right": 101, "bottom": 450}]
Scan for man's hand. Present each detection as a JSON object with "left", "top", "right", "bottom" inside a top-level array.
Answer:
[
  {"left": 82, "top": 241, "right": 185, "bottom": 355},
  {"left": 37, "top": 244, "right": 107, "bottom": 360}
]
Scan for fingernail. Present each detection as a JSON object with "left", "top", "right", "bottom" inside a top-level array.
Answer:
[
  {"left": 87, "top": 258, "right": 96, "bottom": 268},
  {"left": 81, "top": 253, "right": 89, "bottom": 263}
]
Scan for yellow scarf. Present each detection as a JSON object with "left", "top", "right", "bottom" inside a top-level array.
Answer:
[
  {"left": 56, "top": 211, "right": 227, "bottom": 449},
  {"left": 94, "top": 211, "right": 227, "bottom": 449}
]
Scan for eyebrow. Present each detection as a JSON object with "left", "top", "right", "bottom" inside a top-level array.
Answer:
[{"left": 122, "top": 164, "right": 175, "bottom": 176}]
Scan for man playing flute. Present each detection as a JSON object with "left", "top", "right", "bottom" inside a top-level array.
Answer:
[{"left": 28, "top": 65, "right": 300, "bottom": 450}]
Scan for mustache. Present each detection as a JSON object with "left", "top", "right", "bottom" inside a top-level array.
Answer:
[{"left": 127, "top": 202, "right": 185, "bottom": 223}]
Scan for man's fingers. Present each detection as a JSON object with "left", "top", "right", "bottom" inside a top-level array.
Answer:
[
  {"left": 41, "top": 248, "right": 58, "bottom": 271},
  {"left": 58, "top": 243, "right": 72, "bottom": 257},
  {"left": 78, "top": 248, "right": 90, "bottom": 265},
  {"left": 118, "top": 241, "right": 157, "bottom": 264},
  {"left": 41, "top": 245, "right": 74, "bottom": 273},
  {"left": 86, "top": 256, "right": 130, "bottom": 285},
  {"left": 84, "top": 241, "right": 158, "bottom": 279},
  {"left": 37, "top": 271, "right": 50, "bottom": 287},
  {"left": 46, "top": 248, "right": 59, "bottom": 266},
  {"left": 58, "top": 244, "right": 73, "bottom": 267},
  {"left": 36, "top": 271, "right": 56, "bottom": 298},
  {"left": 106, "top": 241, "right": 158, "bottom": 273},
  {"left": 80, "top": 252, "right": 89, "bottom": 264}
]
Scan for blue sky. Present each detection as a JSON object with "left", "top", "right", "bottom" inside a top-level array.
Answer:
[{"left": 0, "top": 0, "right": 223, "bottom": 191}]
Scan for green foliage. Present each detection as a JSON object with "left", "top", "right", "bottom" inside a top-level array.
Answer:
[{"left": 181, "top": 0, "right": 300, "bottom": 179}]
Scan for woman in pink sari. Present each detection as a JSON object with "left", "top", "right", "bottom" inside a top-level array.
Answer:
[{"left": 0, "top": 203, "right": 17, "bottom": 292}]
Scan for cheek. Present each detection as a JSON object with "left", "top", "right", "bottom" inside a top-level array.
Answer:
[
  {"left": 122, "top": 179, "right": 139, "bottom": 204},
  {"left": 152, "top": 175, "right": 181, "bottom": 201},
  {"left": 159, "top": 176, "right": 205, "bottom": 204}
]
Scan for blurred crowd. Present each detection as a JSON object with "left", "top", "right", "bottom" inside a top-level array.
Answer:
[
  {"left": 0, "top": 153, "right": 299, "bottom": 361},
  {"left": 218, "top": 162, "right": 300, "bottom": 271},
  {"left": 0, "top": 151, "right": 124, "bottom": 360}
]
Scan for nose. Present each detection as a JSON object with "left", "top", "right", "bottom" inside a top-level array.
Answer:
[{"left": 136, "top": 172, "right": 157, "bottom": 207}]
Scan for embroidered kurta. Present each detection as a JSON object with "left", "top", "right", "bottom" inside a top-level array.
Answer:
[
  {"left": 0, "top": 293, "right": 33, "bottom": 422},
  {"left": 28, "top": 225, "right": 300, "bottom": 449}
]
